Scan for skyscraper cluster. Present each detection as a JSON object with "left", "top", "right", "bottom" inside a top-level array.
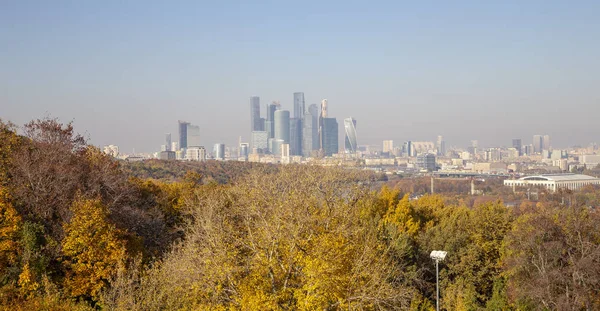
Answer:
[
  {"left": 250, "top": 94, "right": 351, "bottom": 157},
  {"left": 532, "top": 134, "right": 551, "bottom": 154}
]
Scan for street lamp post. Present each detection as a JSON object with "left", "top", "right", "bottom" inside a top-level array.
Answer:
[{"left": 430, "top": 250, "right": 447, "bottom": 311}]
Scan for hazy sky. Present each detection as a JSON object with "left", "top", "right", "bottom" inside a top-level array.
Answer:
[{"left": 2, "top": 1, "right": 599, "bottom": 153}]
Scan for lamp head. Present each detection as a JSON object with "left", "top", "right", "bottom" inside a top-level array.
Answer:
[{"left": 430, "top": 250, "right": 447, "bottom": 261}]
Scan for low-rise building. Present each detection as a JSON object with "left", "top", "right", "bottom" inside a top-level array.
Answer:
[{"left": 504, "top": 173, "right": 600, "bottom": 192}]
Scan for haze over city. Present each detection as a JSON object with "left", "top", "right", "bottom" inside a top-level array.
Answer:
[{"left": 2, "top": 1, "right": 600, "bottom": 152}]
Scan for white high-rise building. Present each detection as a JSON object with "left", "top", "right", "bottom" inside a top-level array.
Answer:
[
  {"left": 383, "top": 140, "right": 394, "bottom": 154},
  {"left": 185, "top": 147, "right": 206, "bottom": 161},
  {"left": 436, "top": 135, "right": 446, "bottom": 156},
  {"left": 321, "top": 99, "right": 328, "bottom": 118}
]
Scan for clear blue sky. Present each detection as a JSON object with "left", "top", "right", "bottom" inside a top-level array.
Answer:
[{"left": 2, "top": 1, "right": 599, "bottom": 152}]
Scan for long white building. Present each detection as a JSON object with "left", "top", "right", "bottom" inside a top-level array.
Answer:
[{"left": 504, "top": 174, "right": 600, "bottom": 192}]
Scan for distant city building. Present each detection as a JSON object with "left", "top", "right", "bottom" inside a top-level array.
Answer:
[
  {"left": 504, "top": 174, "right": 600, "bottom": 192},
  {"left": 543, "top": 135, "right": 551, "bottom": 151},
  {"left": 412, "top": 141, "right": 435, "bottom": 154},
  {"left": 293, "top": 92, "right": 305, "bottom": 119},
  {"left": 281, "top": 143, "right": 290, "bottom": 158},
  {"left": 318, "top": 99, "right": 329, "bottom": 155},
  {"left": 274, "top": 110, "right": 290, "bottom": 144},
  {"left": 416, "top": 153, "right": 437, "bottom": 172},
  {"left": 322, "top": 117, "right": 338, "bottom": 156},
  {"left": 383, "top": 140, "right": 394, "bottom": 154},
  {"left": 251, "top": 131, "right": 268, "bottom": 153},
  {"left": 239, "top": 143, "right": 249, "bottom": 159},
  {"left": 178, "top": 120, "right": 189, "bottom": 149},
  {"left": 302, "top": 104, "right": 319, "bottom": 157},
  {"left": 185, "top": 147, "right": 206, "bottom": 161},
  {"left": 289, "top": 118, "right": 302, "bottom": 156},
  {"left": 187, "top": 124, "right": 201, "bottom": 147},
  {"left": 302, "top": 105, "right": 319, "bottom": 157},
  {"left": 265, "top": 101, "right": 278, "bottom": 139},
  {"left": 272, "top": 139, "right": 284, "bottom": 156},
  {"left": 403, "top": 141, "right": 413, "bottom": 157},
  {"left": 103, "top": 145, "right": 119, "bottom": 157},
  {"left": 165, "top": 133, "right": 172, "bottom": 151},
  {"left": 581, "top": 155, "right": 600, "bottom": 168},
  {"left": 436, "top": 136, "right": 446, "bottom": 156},
  {"left": 250, "top": 96, "right": 262, "bottom": 132},
  {"left": 512, "top": 139, "right": 522, "bottom": 156},
  {"left": 484, "top": 148, "right": 502, "bottom": 161},
  {"left": 213, "top": 143, "right": 225, "bottom": 160},
  {"left": 159, "top": 151, "right": 176, "bottom": 160},
  {"left": 344, "top": 117, "right": 357, "bottom": 154},
  {"left": 531, "top": 134, "right": 552, "bottom": 153},
  {"left": 321, "top": 99, "right": 328, "bottom": 117},
  {"left": 171, "top": 142, "right": 178, "bottom": 152}
]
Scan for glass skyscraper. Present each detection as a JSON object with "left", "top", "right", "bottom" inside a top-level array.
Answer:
[
  {"left": 293, "top": 92, "right": 305, "bottom": 119},
  {"left": 265, "top": 102, "right": 278, "bottom": 139},
  {"left": 322, "top": 118, "right": 338, "bottom": 156},
  {"left": 187, "top": 124, "right": 201, "bottom": 148},
  {"left": 250, "top": 96, "right": 262, "bottom": 132},
  {"left": 274, "top": 110, "right": 290, "bottom": 144},
  {"left": 178, "top": 120, "right": 189, "bottom": 149},
  {"left": 302, "top": 104, "right": 319, "bottom": 157},
  {"left": 344, "top": 117, "right": 357, "bottom": 154},
  {"left": 289, "top": 118, "right": 302, "bottom": 156}
]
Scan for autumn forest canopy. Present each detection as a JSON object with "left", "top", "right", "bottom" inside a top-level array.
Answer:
[{"left": 1, "top": 118, "right": 600, "bottom": 310}]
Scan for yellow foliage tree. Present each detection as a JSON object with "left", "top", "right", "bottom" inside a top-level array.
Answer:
[
  {"left": 62, "top": 196, "right": 126, "bottom": 300},
  {"left": 383, "top": 194, "right": 421, "bottom": 237},
  {"left": 0, "top": 186, "right": 21, "bottom": 272}
]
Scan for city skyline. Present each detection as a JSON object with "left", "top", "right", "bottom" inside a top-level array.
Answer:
[{"left": 2, "top": 2, "right": 600, "bottom": 152}]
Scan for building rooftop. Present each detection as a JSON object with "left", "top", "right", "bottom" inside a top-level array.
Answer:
[{"left": 518, "top": 174, "right": 599, "bottom": 182}]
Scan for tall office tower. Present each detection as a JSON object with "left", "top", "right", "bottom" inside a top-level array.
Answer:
[
  {"left": 265, "top": 101, "right": 278, "bottom": 139},
  {"left": 178, "top": 120, "right": 189, "bottom": 149},
  {"left": 302, "top": 104, "right": 320, "bottom": 157},
  {"left": 187, "top": 124, "right": 201, "bottom": 147},
  {"left": 165, "top": 133, "right": 172, "bottom": 152},
  {"left": 213, "top": 143, "right": 225, "bottom": 160},
  {"left": 470, "top": 140, "right": 479, "bottom": 155},
  {"left": 321, "top": 99, "right": 328, "bottom": 117},
  {"left": 274, "top": 110, "right": 290, "bottom": 145},
  {"left": 383, "top": 140, "right": 394, "bottom": 154},
  {"left": 322, "top": 118, "right": 338, "bottom": 156},
  {"left": 289, "top": 118, "right": 302, "bottom": 156},
  {"left": 436, "top": 135, "right": 446, "bottom": 156},
  {"left": 309, "top": 104, "right": 320, "bottom": 150},
  {"left": 171, "top": 142, "right": 178, "bottom": 152},
  {"left": 293, "top": 92, "right": 305, "bottom": 119},
  {"left": 512, "top": 139, "right": 522, "bottom": 156},
  {"left": 543, "top": 135, "right": 551, "bottom": 151},
  {"left": 318, "top": 99, "right": 329, "bottom": 154},
  {"left": 403, "top": 141, "right": 413, "bottom": 157},
  {"left": 533, "top": 135, "right": 543, "bottom": 153},
  {"left": 250, "top": 96, "right": 261, "bottom": 132},
  {"left": 344, "top": 117, "right": 357, "bottom": 154}
]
